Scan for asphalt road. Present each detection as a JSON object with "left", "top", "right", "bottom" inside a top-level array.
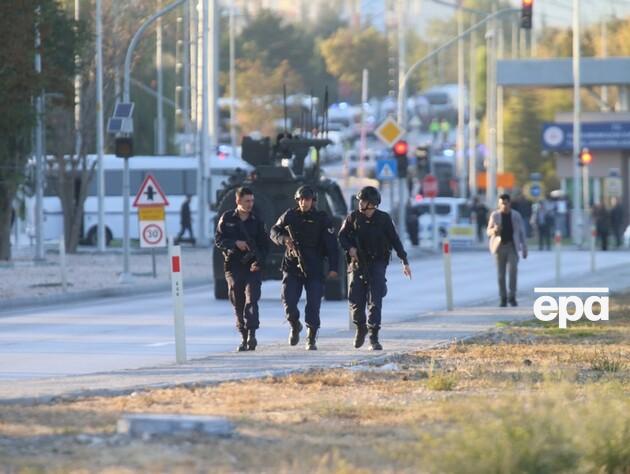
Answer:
[{"left": 1, "top": 248, "right": 628, "bottom": 382}]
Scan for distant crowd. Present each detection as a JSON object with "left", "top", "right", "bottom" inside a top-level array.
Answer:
[{"left": 471, "top": 194, "right": 625, "bottom": 251}]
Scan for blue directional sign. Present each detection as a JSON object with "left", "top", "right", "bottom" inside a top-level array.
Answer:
[
  {"left": 376, "top": 158, "right": 397, "bottom": 181},
  {"left": 542, "top": 122, "right": 630, "bottom": 151},
  {"left": 530, "top": 183, "right": 542, "bottom": 198}
]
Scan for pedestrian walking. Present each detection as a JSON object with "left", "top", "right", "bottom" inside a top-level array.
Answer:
[
  {"left": 487, "top": 193, "right": 528, "bottom": 307},
  {"left": 593, "top": 203, "right": 610, "bottom": 251},
  {"left": 175, "top": 194, "right": 195, "bottom": 245},
  {"left": 610, "top": 197, "right": 623, "bottom": 248},
  {"left": 270, "top": 185, "right": 339, "bottom": 351},
  {"left": 339, "top": 186, "right": 412, "bottom": 351},
  {"left": 532, "top": 199, "right": 553, "bottom": 250},
  {"left": 215, "top": 187, "right": 269, "bottom": 352},
  {"left": 473, "top": 197, "right": 488, "bottom": 243}
]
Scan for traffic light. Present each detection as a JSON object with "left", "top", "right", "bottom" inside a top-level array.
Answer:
[
  {"left": 579, "top": 148, "right": 593, "bottom": 166},
  {"left": 521, "top": 0, "right": 533, "bottom": 29},
  {"left": 115, "top": 136, "right": 133, "bottom": 158},
  {"left": 415, "top": 146, "right": 431, "bottom": 178},
  {"left": 393, "top": 140, "right": 409, "bottom": 178}
]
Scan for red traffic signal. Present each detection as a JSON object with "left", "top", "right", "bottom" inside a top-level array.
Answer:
[
  {"left": 580, "top": 148, "right": 593, "bottom": 166},
  {"left": 393, "top": 140, "right": 408, "bottom": 157},
  {"left": 521, "top": 0, "right": 533, "bottom": 29}
]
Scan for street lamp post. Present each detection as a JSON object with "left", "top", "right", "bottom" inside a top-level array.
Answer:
[
  {"left": 572, "top": 0, "right": 582, "bottom": 245},
  {"left": 122, "top": 0, "right": 187, "bottom": 282}
]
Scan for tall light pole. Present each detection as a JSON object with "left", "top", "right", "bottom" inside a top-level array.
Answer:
[
  {"left": 485, "top": 11, "right": 498, "bottom": 209},
  {"left": 396, "top": 0, "right": 407, "bottom": 238},
  {"left": 468, "top": 29, "right": 477, "bottom": 199},
  {"left": 122, "top": 0, "right": 186, "bottom": 282},
  {"left": 197, "top": 0, "right": 218, "bottom": 246},
  {"left": 96, "top": 0, "right": 106, "bottom": 252},
  {"left": 229, "top": 0, "right": 237, "bottom": 158},
  {"left": 572, "top": 0, "right": 582, "bottom": 245},
  {"left": 497, "top": 20, "right": 504, "bottom": 182},
  {"left": 34, "top": 6, "right": 44, "bottom": 261},
  {"left": 156, "top": 0, "right": 166, "bottom": 154},
  {"left": 456, "top": 4, "right": 466, "bottom": 197}
]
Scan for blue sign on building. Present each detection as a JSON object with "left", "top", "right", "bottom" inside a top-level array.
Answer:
[{"left": 541, "top": 122, "right": 630, "bottom": 151}]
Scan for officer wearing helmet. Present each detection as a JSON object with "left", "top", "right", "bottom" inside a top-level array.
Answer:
[
  {"left": 270, "top": 185, "right": 339, "bottom": 350},
  {"left": 339, "top": 186, "right": 412, "bottom": 350}
]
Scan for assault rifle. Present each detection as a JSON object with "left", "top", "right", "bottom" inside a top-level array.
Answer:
[{"left": 286, "top": 226, "right": 308, "bottom": 278}]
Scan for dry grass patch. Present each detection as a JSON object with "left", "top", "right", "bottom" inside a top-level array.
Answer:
[{"left": 1, "top": 293, "right": 630, "bottom": 472}]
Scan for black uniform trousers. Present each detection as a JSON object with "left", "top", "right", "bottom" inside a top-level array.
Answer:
[
  {"left": 225, "top": 264, "right": 261, "bottom": 330},
  {"left": 281, "top": 272, "right": 324, "bottom": 329},
  {"left": 348, "top": 260, "right": 388, "bottom": 330}
]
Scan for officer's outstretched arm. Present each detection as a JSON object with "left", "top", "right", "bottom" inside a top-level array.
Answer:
[{"left": 384, "top": 214, "right": 409, "bottom": 266}]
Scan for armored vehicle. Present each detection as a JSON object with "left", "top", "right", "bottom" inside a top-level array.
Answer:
[{"left": 212, "top": 134, "right": 348, "bottom": 300}]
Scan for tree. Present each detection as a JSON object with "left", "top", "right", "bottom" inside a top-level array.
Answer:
[
  {"left": 0, "top": 0, "right": 81, "bottom": 260},
  {"left": 235, "top": 59, "right": 302, "bottom": 137},
  {"left": 319, "top": 27, "right": 389, "bottom": 99}
]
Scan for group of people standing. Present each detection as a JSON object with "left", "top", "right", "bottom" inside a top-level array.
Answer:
[{"left": 214, "top": 185, "right": 411, "bottom": 353}]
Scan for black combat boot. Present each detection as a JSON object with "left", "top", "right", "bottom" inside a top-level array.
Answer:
[
  {"left": 354, "top": 325, "right": 368, "bottom": 349},
  {"left": 247, "top": 329, "right": 257, "bottom": 351},
  {"left": 237, "top": 329, "right": 248, "bottom": 352},
  {"left": 369, "top": 328, "right": 383, "bottom": 351},
  {"left": 305, "top": 327, "right": 318, "bottom": 351},
  {"left": 288, "top": 320, "right": 303, "bottom": 346}
]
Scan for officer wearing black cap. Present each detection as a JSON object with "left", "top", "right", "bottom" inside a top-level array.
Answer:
[
  {"left": 339, "top": 186, "right": 412, "bottom": 350},
  {"left": 270, "top": 185, "right": 339, "bottom": 350},
  {"left": 215, "top": 187, "right": 269, "bottom": 352}
]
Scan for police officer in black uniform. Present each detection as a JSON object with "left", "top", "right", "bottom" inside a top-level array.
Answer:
[
  {"left": 215, "top": 187, "right": 269, "bottom": 352},
  {"left": 270, "top": 185, "right": 339, "bottom": 350},
  {"left": 339, "top": 186, "right": 412, "bottom": 350}
]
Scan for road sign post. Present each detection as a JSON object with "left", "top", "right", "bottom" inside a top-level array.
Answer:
[
  {"left": 375, "top": 118, "right": 407, "bottom": 236},
  {"left": 168, "top": 239, "right": 187, "bottom": 364},
  {"left": 134, "top": 174, "right": 169, "bottom": 278},
  {"left": 442, "top": 239, "right": 453, "bottom": 311},
  {"left": 555, "top": 230, "right": 562, "bottom": 284},
  {"left": 423, "top": 174, "right": 439, "bottom": 249}
]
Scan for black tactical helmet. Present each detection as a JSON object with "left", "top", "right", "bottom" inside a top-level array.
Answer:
[
  {"left": 356, "top": 186, "right": 381, "bottom": 206},
  {"left": 294, "top": 185, "right": 317, "bottom": 201}
]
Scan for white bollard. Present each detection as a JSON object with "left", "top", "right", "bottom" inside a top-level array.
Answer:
[
  {"left": 554, "top": 230, "right": 562, "bottom": 285},
  {"left": 59, "top": 236, "right": 67, "bottom": 293},
  {"left": 442, "top": 239, "right": 453, "bottom": 311},
  {"left": 590, "top": 225, "right": 596, "bottom": 272},
  {"left": 168, "top": 239, "right": 187, "bottom": 364}
]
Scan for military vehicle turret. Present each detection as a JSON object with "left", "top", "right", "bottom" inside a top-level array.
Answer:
[{"left": 212, "top": 133, "right": 348, "bottom": 300}]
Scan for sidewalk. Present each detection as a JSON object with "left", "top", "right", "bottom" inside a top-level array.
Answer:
[{"left": 0, "top": 245, "right": 211, "bottom": 311}]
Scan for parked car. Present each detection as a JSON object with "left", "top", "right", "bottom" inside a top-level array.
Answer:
[{"left": 409, "top": 197, "right": 474, "bottom": 248}]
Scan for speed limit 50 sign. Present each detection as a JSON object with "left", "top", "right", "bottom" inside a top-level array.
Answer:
[{"left": 140, "top": 220, "right": 166, "bottom": 248}]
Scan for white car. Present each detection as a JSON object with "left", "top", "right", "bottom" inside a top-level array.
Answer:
[{"left": 410, "top": 197, "right": 474, "bottom": 248}]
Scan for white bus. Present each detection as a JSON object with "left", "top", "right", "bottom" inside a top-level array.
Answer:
[{"left": 29, "top": 151, "right": 250, "bottom": 245}]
